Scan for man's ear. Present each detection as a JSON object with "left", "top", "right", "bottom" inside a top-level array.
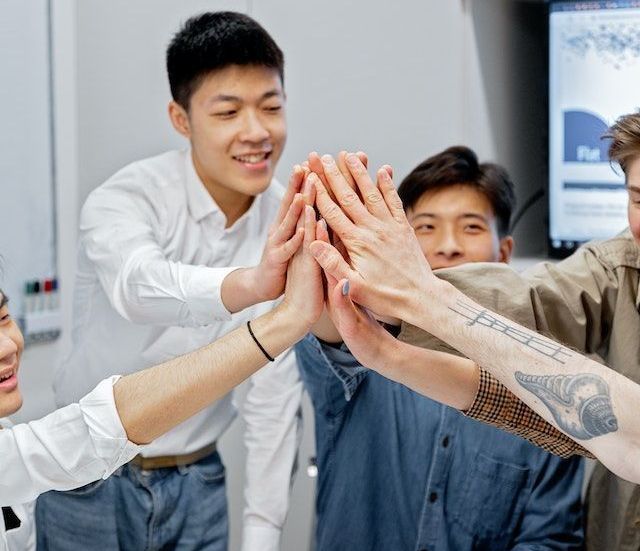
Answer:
[
  {"left": 499, "top": 235, "right": 514, "bottom": 263},
  {"left": 168, "top": 100, "right": 191, "bottom": 138}
]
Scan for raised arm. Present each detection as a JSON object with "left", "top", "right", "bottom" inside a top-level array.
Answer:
[
  {"left": 115, "top": 204, "right": 322, "bottom": 443},
  {"left": 81, "top": 166, "right": 306, "bottom": 327},
  {"left": 1, "top": 206, "right": 323, "bottom": 506},
  {"left": 309, "top": 153, "right": 640, "bottom": 482}
]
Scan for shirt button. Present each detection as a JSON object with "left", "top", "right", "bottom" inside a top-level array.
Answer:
[
  {"left": 429, "top": 492, "right": 438, "bottom": 503},
  {"left": 442, "top": 436, "right": 450, "bottom": 448}
]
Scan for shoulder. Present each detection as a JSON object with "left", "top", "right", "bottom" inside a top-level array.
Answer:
[
  {"left": 81, "top": 150, "right": 188, "bottom": 218},
  {"left": 582, "top": 230, "right": 640, "bottom": 271}
]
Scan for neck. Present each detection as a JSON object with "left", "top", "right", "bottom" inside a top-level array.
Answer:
[
  {"left": 203, "top": 180, "right": 255, "bottom": 228},
  {"left": 192, "top": 153, "right": 255, "bottom": 228}
]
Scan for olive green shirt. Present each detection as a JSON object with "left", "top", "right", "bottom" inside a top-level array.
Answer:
[{"left": 400, "top": 230, "right": 640, "bottom": 551}]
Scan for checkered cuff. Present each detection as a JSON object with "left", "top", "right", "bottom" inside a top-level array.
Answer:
[{"left": 463, "top": 368, "right": 594, "bottom": 459}]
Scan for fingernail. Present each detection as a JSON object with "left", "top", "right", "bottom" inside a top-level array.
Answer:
[
  {"left": 321, "top": 154, "right": 332, "bottom": 165},
  {"left": 346, "top": 154, "right": 358, "bottom": 166},
  {"left": 342, "top": 280, "right": 350, "bottom": 296},
  {"left": 320, "top": 218, "right": 327, "bottom": 231}
]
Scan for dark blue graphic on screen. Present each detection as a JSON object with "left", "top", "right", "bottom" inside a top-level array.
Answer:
[{"left": 564, "top": 110, "right": 611, "bottom": 163}]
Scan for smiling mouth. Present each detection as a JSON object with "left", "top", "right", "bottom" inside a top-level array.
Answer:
[
  {"left": 0, "top": 368, "right": 15, "bottom": 383},
  {"left": 233, "top": 152, "right": 271, "bottom": 164}
]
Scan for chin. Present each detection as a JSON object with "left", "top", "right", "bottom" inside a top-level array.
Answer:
[
  {"left": 242, "top": 178, "right": 273, "bottom": 196},
  {"left": 0, "top": 391, "right": 23, "bottom": 418}
]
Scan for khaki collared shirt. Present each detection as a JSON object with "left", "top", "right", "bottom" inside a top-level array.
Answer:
[{"left": 400, "top": 230, "right": 640, "bottom": 551}]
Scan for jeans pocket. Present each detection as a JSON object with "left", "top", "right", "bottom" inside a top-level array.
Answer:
[
  {"left": 183, "top": 451, "right": 226, "bottom": 485},
  {"left": 451, "top": 453, "right": 531, "bottom": 542}
]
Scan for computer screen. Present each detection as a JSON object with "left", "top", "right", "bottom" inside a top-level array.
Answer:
[{"left": 549, "top": 0, "right": 640, "bottom": 256}]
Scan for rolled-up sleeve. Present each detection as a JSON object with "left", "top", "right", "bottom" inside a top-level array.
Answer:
[{"left": 0, "top": 377, "right": 139, "bottom": 506}]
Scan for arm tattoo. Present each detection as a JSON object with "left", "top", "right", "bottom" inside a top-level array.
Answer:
[
  {"left": 449, "top": 300, "right": 573, "bottom": 363},
  {"left": 515, "top": 372, "right": 618, "bottom": 439},
  {"left": 448, "top": 300, "right": 618, "bottom": 439}
]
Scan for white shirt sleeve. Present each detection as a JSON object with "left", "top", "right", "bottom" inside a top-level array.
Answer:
[
  {"left": 0, "top": 377, "right": 139, "bottom": 507},
  {"left": 80, "top": 182, "right": 237, "bottom": 327},
  {"left": 241, "top": 346, "right": 303, "bottom": 551}
]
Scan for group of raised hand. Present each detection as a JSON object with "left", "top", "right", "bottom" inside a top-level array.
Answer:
[{"left": 266, "top": 150, "right": 437, "bottom": 358}]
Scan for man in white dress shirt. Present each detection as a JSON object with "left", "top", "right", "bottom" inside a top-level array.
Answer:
[{"left": 36, "top": 12, "right": 302, "bottom": 551}]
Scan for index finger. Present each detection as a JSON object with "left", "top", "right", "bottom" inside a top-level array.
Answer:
[
  {"left": 320, "top": 154, "right": 372, "bottom": 223},
  {"left": 274, "top": 164, "right": 305, "bottom": 226},
  {"left": 310, "top": 172, "right": 358, "bottom": 241}
]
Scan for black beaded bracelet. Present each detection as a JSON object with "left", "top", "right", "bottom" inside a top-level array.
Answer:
[{"left": 247, "top": 320, "right": 275, "bottom": 362}]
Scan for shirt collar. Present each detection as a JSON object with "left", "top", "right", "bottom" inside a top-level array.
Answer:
[
  {"left": 184, "top": 150, "right": 219, "bottom": 223},
  {"left": 184, "top": 149, "right": 264, "bottom": 228}
]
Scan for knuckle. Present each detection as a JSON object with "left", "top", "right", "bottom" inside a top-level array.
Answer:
[
  {"left": 324, "top": 203, "right": 342, "bottom": 220},
  {"left": 366, "top": 192, "right": 382, "bottom": 204},
  {"left": 339, "top": 192, "right": 358, "bottom": 208}
]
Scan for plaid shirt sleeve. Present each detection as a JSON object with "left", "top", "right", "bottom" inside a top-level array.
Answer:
[{"left": 463, "top": 368, "right": 595, "bottom": 459}]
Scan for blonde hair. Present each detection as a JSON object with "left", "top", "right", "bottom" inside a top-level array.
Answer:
[{"left": 606, "top": 111, "right": 640, "bottom": 174}]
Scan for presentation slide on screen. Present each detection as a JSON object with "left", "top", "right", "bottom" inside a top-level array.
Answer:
[{"left": 549, "top": 1, "right": 640, "bottom": 247}]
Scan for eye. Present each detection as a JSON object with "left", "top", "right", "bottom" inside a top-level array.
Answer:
[
  {"left": 263, "top": 104, "right": 282, "bottom": 114},
  {"left": 414, "top": 224, "right": 434, "bottom": 233},
  {"left": 464, "top": 224, "right": 485, "bottom": 233},
  {"left": 213, "top": 110, "right": 238, "bottom": 118}
]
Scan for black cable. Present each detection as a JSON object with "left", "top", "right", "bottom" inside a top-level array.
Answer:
[{"left": 509, "top": 187, "right": 546, "bottom": 234}]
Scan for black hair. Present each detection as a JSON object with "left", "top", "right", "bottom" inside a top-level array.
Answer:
[
  {"left": 166, "top": 11, "right": 284, "bottom": 110},
  {"left": 397, "top": 146, "right": 516, "bottom": 237}
]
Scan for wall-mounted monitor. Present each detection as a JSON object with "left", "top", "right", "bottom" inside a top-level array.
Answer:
[{"left": 549, "top": 0, "right": 640, "bottom": 257}]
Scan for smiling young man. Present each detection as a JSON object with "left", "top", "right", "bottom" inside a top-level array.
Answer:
[
  {"left": 36, "top": 12, "right": 303, "bottom": 551},
  {"left": 296, "top": 147, "right": 584, "bottom": 551}
]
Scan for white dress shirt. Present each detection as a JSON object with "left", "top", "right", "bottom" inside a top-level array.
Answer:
[
  {"left": 54, "top": 149, "right": 303, "bottom": 550},
  {"left": 0, "top": 377, "right": 140, "bottom": 551}
]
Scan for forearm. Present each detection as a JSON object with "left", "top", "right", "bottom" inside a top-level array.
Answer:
[
  {"left": 404, "top": 279, "right": 640, "bottom": 482},
  {"left": 371, "top": 339, "right": 479, "bottom": 411},
  {"left": 113, "top": 305, "right": 306, "bottom": 444},
  {"left": 220, "top": 267, "right": 264, "bottom": 313}
]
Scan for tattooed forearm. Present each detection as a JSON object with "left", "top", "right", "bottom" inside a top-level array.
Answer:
[
  {"left": 515, "top": 371, "right": 618, "bottom": 439},
  {"left": 449, "top": 300, "right": 573, "bottom": 363}
]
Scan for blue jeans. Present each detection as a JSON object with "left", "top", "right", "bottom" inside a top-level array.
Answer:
[{"left": 35, "top": 450, "right": 228, "bottom": 550}]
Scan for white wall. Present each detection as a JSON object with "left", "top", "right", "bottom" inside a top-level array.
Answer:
[{"left": 16, "top": 1, "right": 551, "bottom": 550}]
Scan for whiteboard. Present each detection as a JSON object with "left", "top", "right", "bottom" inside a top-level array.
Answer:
[{"left": 0, "top": 0, "right": 56, "bottom": 316}]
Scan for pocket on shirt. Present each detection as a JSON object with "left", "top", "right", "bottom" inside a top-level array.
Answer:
[{"left": 451, "top": 452, "right": 531, "bottom": 541}]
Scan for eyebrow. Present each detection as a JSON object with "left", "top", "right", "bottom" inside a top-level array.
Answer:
[
  {"left": 627, "top": 184, "right": 640, "bottom": 193},
  {"left": 410, "top": 212, "right": 490, "bottom": 223},
  {"left": 208, "top": 89, "right": 283, "bottom": 105},
  {"left": 0, "top": 293, "right": 8, "bottom": 309}
]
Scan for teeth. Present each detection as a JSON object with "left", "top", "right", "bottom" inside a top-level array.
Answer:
[
  {"left": 235, "top": 153, "right": 268, "bottom": 164},
  {"left": 0, "top": 372, "right": 13, "bottom": 382}
]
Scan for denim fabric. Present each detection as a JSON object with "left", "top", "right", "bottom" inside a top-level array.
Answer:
[
  {"left": 35, "top": 450, "right": 227, "bottom": 551},
  {"left": 295, "top": 334, "right": 585, "bottom": 551}
]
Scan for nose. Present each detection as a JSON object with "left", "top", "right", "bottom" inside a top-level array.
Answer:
[
  {"left": 0, "top": 332, "right": 17, "bottom": 367},
  {"left": 239, "top": 110, "right": 270, "bottom": 143},
  {"left": 434, "top": 230, "right": 463, "bottom": 261}
]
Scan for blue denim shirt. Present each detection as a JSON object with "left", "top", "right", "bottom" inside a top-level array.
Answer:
[{"left": 295, "top": 334, "right": 584, "bottom": 551}]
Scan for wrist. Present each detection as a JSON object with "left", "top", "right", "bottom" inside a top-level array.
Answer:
[
  {"left": 273, "top": 300, "right": 313, "bottom": 343},
  {"left": 243, "top": 266, "right": 269, "bottom": 304},
  {"left": 398, "top": 276, "right": 451, "bottom": 329}
]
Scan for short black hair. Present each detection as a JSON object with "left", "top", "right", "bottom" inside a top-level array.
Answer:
[
  {"left": 166, "top": 11, "right": 284, "bottom": 110},
  {"left": 398, "top": 146, "right": 516, "bottom": 237}
]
